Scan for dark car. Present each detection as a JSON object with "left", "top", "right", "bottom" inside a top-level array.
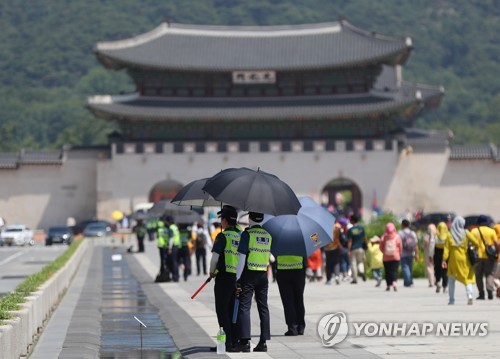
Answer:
[
  {"left": 464, "top": 215, "right": 495, "bottom": 230},
  {"left": 83, "top": 222, "right": 113, "bottom": 237},
  {"left": 72, "top": 219, "right": 116, "bottom": 235},
  {"left": 412, "top": 212, "right": 456, "bottom": 231},
  {"left": 46, "top": 225, "right": 73, "bottom": 246}
]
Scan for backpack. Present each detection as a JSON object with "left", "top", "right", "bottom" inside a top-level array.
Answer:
[
  {"left": 402, "top": 230, "right": 417, "bottom": 252},
  {"left": 196, "top": 230, "right": 207, "bottom": 249},
  {"left": 384, "top": 238, "right": 396, "bottom": 256},
  {"left": 180, "top": 230, "right": 190, "bottom": 246}
]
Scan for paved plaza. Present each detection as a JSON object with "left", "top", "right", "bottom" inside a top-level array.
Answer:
[{"left": 31, "top": 239, "right": 499, "bottom": 358}]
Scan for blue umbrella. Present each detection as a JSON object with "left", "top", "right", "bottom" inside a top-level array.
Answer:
[{"left": 263, "top": 197, "right": 335, "bottom": 257}]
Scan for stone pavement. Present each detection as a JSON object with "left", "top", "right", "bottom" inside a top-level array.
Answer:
[{"left": 31, "top": 239, "right": 500, "bottom": 358}]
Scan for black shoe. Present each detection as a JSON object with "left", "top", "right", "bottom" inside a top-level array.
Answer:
[
  {"left": 234, "top": 341, "right": 250, "bottom": 353},
  {"left": 284, "top": 329, "right": 298, "bottom": 336},
  {"left": 209, "top": 346, "right": 216, "bottom": 352},
  {"left": 297, "top": 327, "right": 304, "bottom": 335},
  {"left": 253, "top": 342, "right": 267, "bottom": 352},
  {"left": 476, "top": 294, "right": 485, "bottom": 300},
  {"left": 488, "top": 290, "right": 494, "bottom": 300}
]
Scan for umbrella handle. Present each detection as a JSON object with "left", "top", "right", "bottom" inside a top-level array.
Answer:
[{"left": 191, "top": 277, "right": 212, "bottom": 299}]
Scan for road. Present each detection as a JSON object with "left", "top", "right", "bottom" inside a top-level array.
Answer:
[{"left": 0, "top": 244, "right": 68, "bottom": 297}]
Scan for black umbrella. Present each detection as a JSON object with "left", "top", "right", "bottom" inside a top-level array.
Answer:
[
  {"left": 174, "top": 212, "right": 203, "bottom": 224},
  {"left": 129, "top": 211, "right": 159, "bottom": 221},
  {"left": 202, "top": 167, "right": 301, "bottom": 215},
  {"left": 171, "top": 178, "right": 222, "bottom": 207},
  {"left": 149, "top": 200, "right": 194, "bottom": 216}
]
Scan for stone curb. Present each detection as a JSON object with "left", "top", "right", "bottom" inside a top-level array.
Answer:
[{"left": 0, "top": 240, "right": 89, "bottom": 359}]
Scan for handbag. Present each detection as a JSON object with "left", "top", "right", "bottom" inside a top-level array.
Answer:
[
  {"left": 478, "top": 228, "right": 498, "bottom": 261},
  {"left": 467, "top": 242, "right": 479, "bottom": 266}
]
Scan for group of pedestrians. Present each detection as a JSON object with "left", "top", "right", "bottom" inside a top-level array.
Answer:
[
  {"left": 369, "top": 214, "right": 500, "bottom": 305},
  {"left": 307, "top": 213, "right": 500, "bottom": 306},
  {"left": 438, "top": 215, "right": 499, "bottom": 304}
]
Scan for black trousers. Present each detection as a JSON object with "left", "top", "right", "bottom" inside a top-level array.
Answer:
[
  {"left": 324, "top": 249, "right": 341, "bottom": 281},
  {"left": 137, "top": 236, "right": 145, "bottom": 252},
  {"left": 475, "top": 258, "right": 496, "bottom": 294},
  {"left": 238, "top": 270, "right": 270, "bottom": 341},
  {"left": 168, "top": 246, "right": 180, "bottom": 282},
  {"left": 214, "top": 273, "right": 237, "bottom": 346},
  {"left": 195, "top": 247, "right": 207, "bottom": 275},
  {"left": 276, "top": 269, "right": 305, "bottom": 332},
  {"left": 178, "top": 245, "right": 191, "bottom": 281},
  {"left": 434, "top": 247, "right": 448, "bottom": 288},
  {"left": 158, "top": 247, "right": 167, "bottom": 274},
  {"left": 383, "top": 260, "right": 399, "bottom": 287}
]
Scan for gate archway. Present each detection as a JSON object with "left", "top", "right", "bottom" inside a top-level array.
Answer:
[
  {"left": 321, "top": 178, "right": 362, "bottom": 218},
  {"left": 148, "top": 178, "right": 183, "bottom": 203}
]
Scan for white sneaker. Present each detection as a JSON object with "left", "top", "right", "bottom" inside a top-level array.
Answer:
[{"left": 467, "top": 295, "right": 473, "bottom": 305}]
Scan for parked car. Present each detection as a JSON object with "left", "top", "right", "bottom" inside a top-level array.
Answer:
[
  {"left": 46, "top": 225, "right": 74, "bottom": 246},
  {"left": 0, "top": 224, "right": 34, "bottom": 246},
  {"left": 72, "top": 219, "right": 116, "bottom": 235},
  {"left": 412, "top": 212, "right": 456, "bottom": 230},
  {"left": 83, "top": 222, "right": 113, "bottom": 237},
  {"left": 464, "top": 215, "right": 495, "bottom": 230}
]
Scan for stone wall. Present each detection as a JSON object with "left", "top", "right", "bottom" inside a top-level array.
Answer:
[{"left": 1, "top": 145, "right": 499, "bottom": 230}]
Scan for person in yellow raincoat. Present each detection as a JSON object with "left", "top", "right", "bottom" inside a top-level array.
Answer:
[
  {"left": 493, "top": 224, "right": 500, "bottom": 298},
  {"left": 442, "top": 216, "right": 479, "bottom": 305}
]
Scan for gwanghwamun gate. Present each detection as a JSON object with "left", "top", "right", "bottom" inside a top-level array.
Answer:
[{"left": 1, "top": 20, "right": 499, "bottom": 229}]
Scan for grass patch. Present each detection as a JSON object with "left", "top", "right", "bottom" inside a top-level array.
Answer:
[{"left": 0, "top": 238, "right": 84, "bottom": 325}]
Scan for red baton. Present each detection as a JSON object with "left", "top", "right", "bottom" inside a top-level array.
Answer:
[{"left": 191, "top": 277, "right": 212, "bottom": 299}]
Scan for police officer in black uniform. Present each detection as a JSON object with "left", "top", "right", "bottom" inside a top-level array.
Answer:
[
  {"left": 209, "top": 205, "right": 240, "bottom": 352},
  {"left": 235, "top": 212, "right": 272, "bottom": 353}
]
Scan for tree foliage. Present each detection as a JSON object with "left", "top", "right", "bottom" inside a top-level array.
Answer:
[{"left": 0, "top": 0, "right": 498, "bottom": 151}]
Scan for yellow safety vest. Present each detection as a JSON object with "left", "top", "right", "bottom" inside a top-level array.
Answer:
[
  {"left": 246, "top": 227, "right": 272, "bottom": 271},
  {"left": 157, "top": 223, "right": 167, "bottom": 248},
  {"left": 223, "top": 229, "right": 241, "bottom": 273},
  {"left": 170, "top": 224, "right": 181, "bottom": 247},
  {"left": 277, "top": 255, "right": 303, "bottom": 270}
]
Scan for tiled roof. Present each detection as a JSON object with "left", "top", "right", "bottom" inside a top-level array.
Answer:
[
  {"left": 0, "top": 153, "right": 19, "bottom": 169},
  {"left": 0, "top": 150, "right": 63, "bottom": 170},
  {"left": 95, "top": 21, "right": 411, "bottom": 71},
  {"left": 449, "top": 144, "right": 498, "bottom": 160},
  {"left": 87, "top": 82, "right": 442, "bottom": 121}
]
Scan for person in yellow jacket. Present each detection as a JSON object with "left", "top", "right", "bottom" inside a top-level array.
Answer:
[
  {"left": 434, "top": 222, "right": 451, "bottom": 293},
  {"left": 366, "top": 236, "right": 383, "bottom": 287},
  {"left": 470, "top": 215, "right": 498, "bottom": 300},
  {"left": 442, "top": 216, "right": 479, "bottom": 305},
  {"left": 493, "top": 224, "right": 500, "bottom": 298}
]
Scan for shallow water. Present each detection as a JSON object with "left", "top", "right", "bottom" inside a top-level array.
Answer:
[{"left": 100, "top": 247, "right": 180, "bottom": 358}]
